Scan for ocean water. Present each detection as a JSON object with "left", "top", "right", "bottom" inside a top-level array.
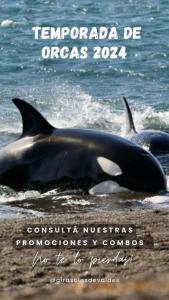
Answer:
[{"left": 0, "top": 0, "right": 169, "bottom": 217}]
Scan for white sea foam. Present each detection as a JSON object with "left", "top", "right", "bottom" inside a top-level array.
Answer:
[
  {"left": 144, "top": 195, "right": 169, "bottom": 203},
  {"left": 0, "top": 204, "right": 44, "bottom": 219},
  {"left": 53, "top": 195, "right": 73, "bottom": 200},
  {"left": 143, "top": 194, "right": 169, "bottom": 208},
  {"left": 0, "top": 189, "right": 41, "bottom": 204},
  {"left": 61, "top": 199, "right": 90, "bottom": 206},
  {"left": 1, "top": 19, "right": 16, "bottom": 27}
]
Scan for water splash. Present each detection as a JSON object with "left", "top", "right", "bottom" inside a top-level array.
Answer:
[{"left": 1, "top": 82, "right": 169, "bottom": 140}]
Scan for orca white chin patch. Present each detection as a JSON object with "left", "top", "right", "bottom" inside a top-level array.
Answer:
[
  {"left": 97, "top": 156, "right": 122, "bottom": 176},
  {"left": 89, "top": 181, "right": 128, "bottom": 195}
]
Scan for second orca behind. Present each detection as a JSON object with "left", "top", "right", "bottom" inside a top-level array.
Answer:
[
  {"left": 123, "top": 96, "right": 169, "bottom": 155},
  {"left": 0, "top": 98, "right": 166, "bottom": 194}
]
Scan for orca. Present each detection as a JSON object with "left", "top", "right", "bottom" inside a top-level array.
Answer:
[
  {"left": 123, "top": 96, "right": 169, "bottom": 155},
  {"left": 0, "top": 98, "right": 166, "bottom": 194}
]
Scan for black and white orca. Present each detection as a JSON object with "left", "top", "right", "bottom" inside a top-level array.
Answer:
[
  {"left": 123, "top": 96, "right": 169, "bottom": 155},
  {"left": 0, "top": 98, "right": 166, "bottom": 194}
]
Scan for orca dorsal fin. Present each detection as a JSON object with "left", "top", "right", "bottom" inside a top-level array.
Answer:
[
  {"left": 12, "top": 98, "right": 55, "bottom": 137},
  {"left": 122, "top": 97, "right": 137, "bottom": 135}
]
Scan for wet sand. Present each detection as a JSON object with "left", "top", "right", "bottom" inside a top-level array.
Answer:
[{"left": 0, "top": 208, "right": 169, "bottom": 299}]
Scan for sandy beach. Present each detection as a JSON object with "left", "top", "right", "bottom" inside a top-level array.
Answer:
[{"left": 0, "top": 208, "right": 169, "bottom": 299}]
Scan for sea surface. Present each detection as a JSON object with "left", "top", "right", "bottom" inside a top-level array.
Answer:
[{"left": 0, "top": 0, "right": 169, "bottom": 218}]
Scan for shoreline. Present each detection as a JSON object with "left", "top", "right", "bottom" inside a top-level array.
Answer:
[{"left": 0, "top": 208, "right": 169, "bottom": 299}]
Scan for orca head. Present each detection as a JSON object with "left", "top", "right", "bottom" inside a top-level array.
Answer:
[
  {"left": 119, "top": 146, "right": 167, "bottom": 193},
  {"left": 94, "top": 145, "right": 166, "bottom": 194}
]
